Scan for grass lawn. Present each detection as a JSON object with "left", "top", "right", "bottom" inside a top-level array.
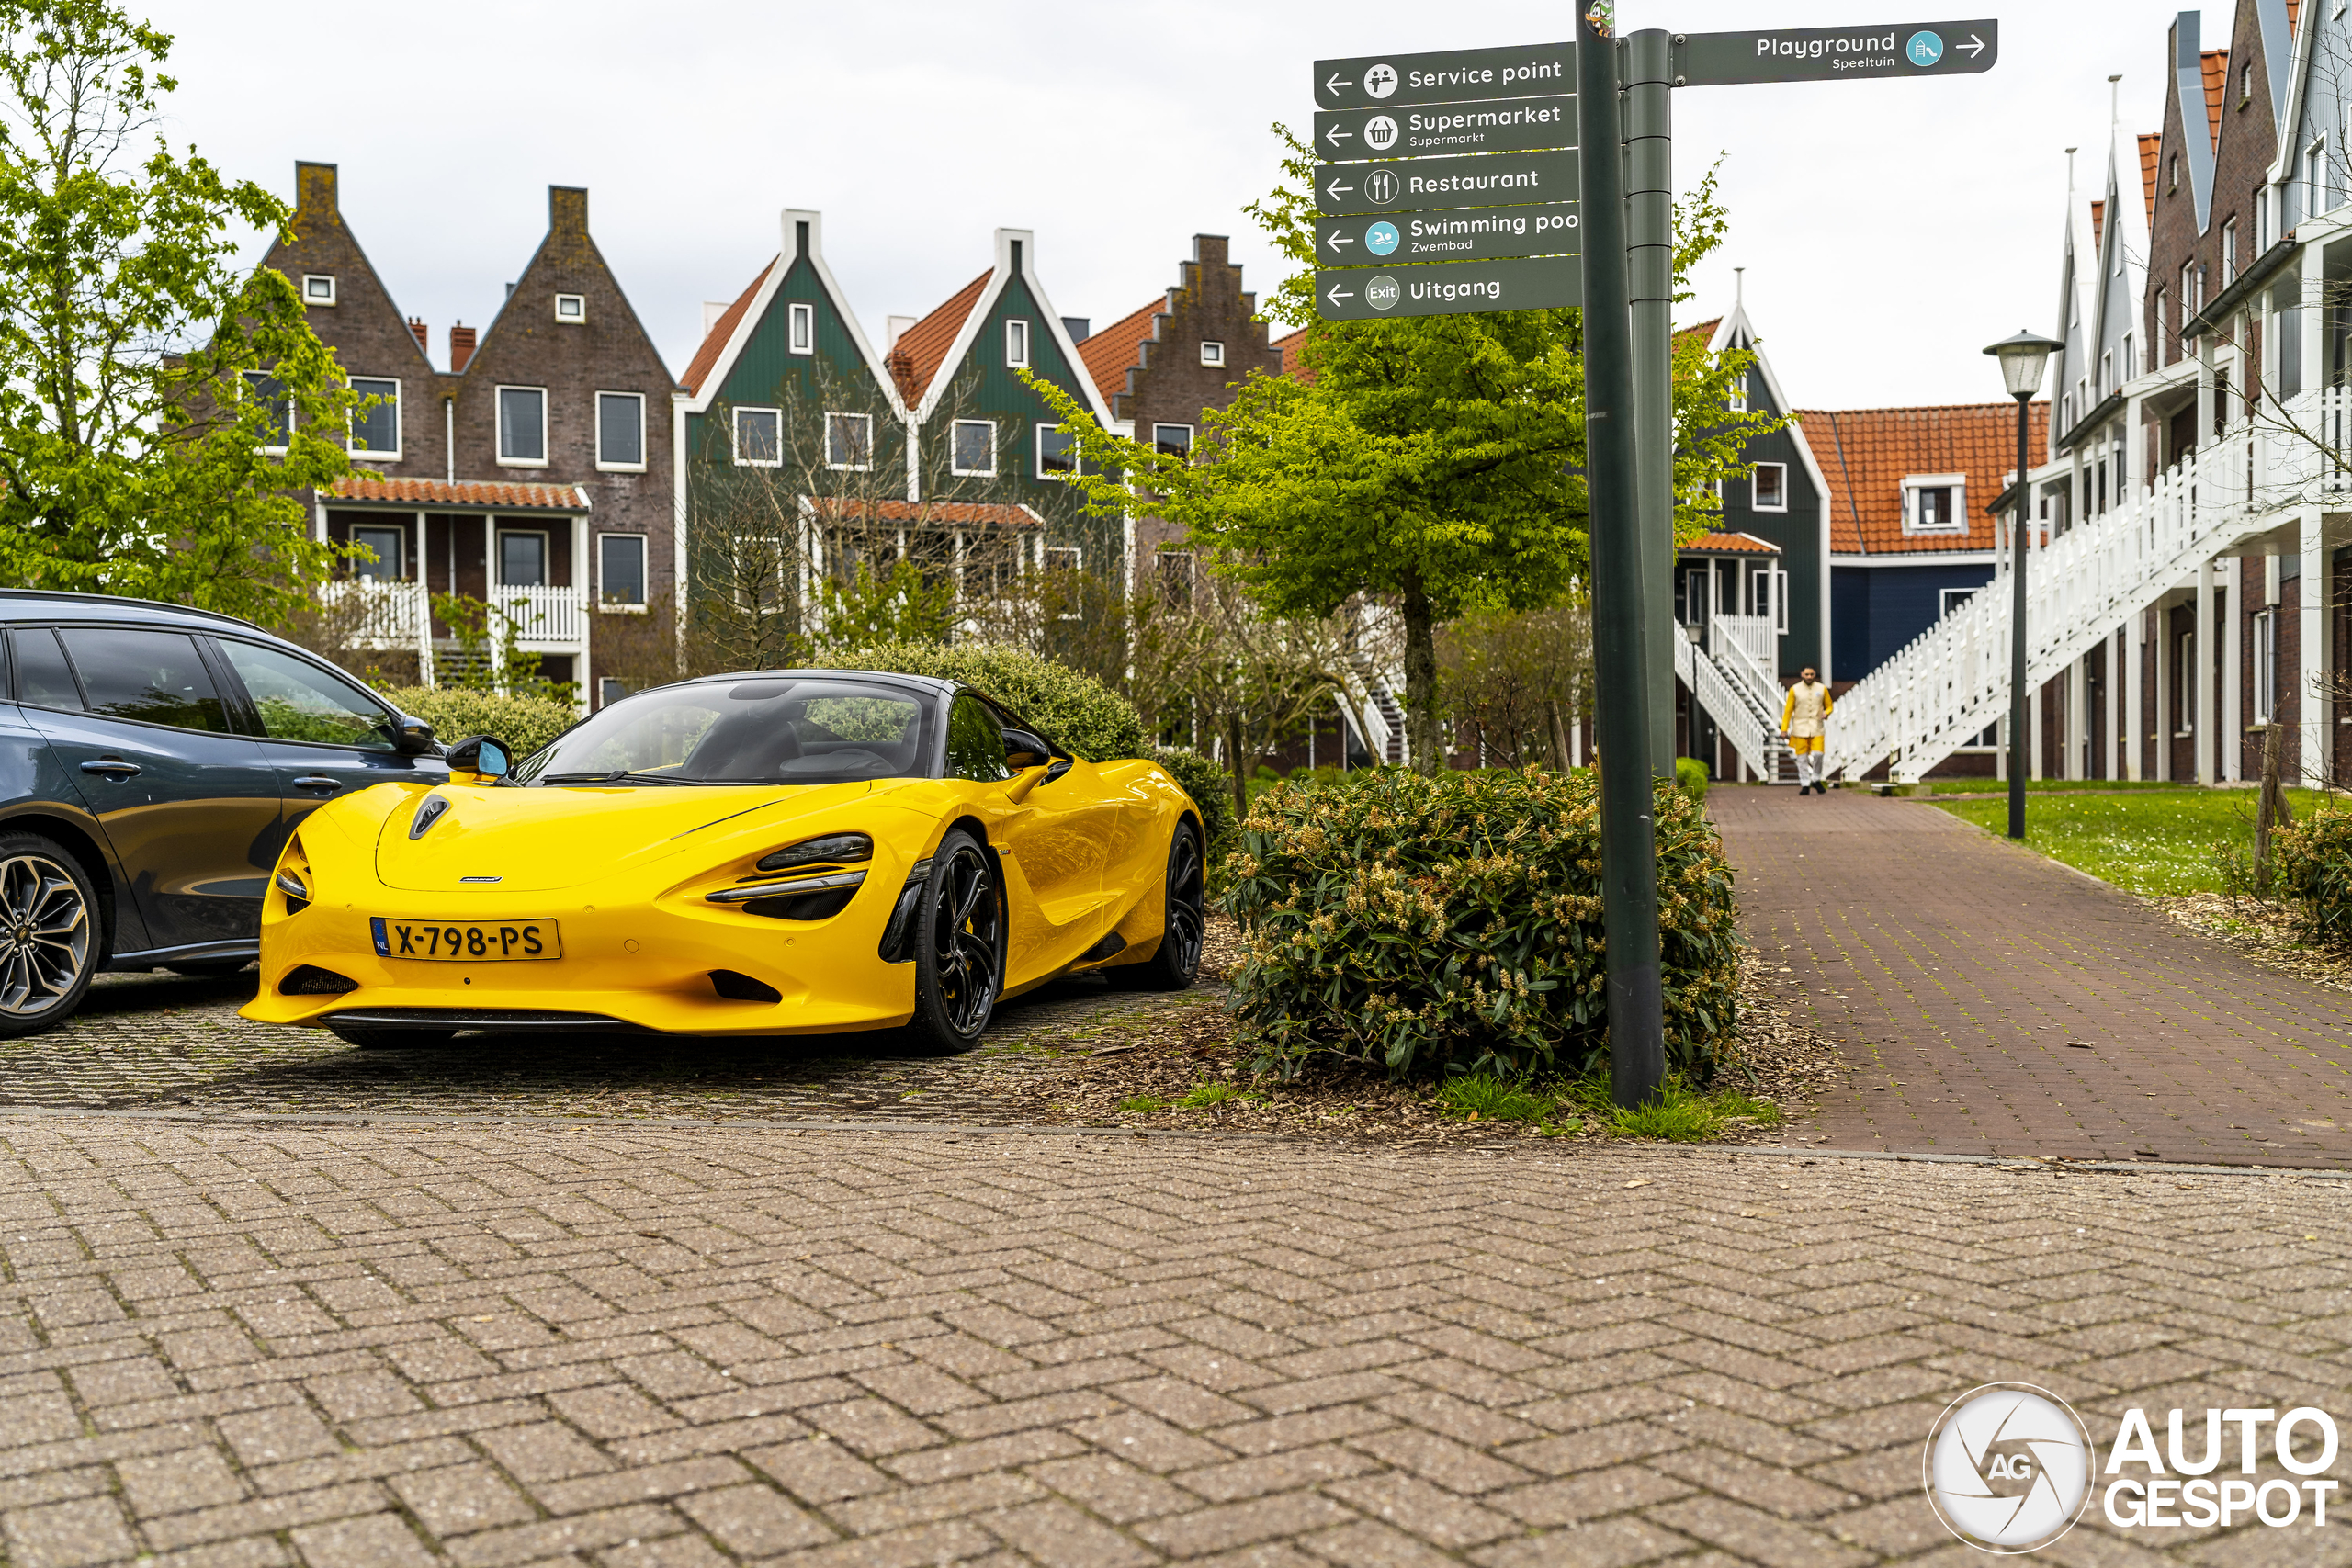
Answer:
[
  {"left": 1927, "top": 787, "right": 2332, "bottom": 895},
  {"left": 1909, "top": 778, "right": 2188, "bottom": 795}
]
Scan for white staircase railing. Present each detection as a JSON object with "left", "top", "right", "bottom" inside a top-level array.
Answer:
[
  {"left": 1677, "top": 625, "right": 1790, "bottom": 782},
  {"left": 1826, "top": 417, "right": 2295, "bottom": 783}
]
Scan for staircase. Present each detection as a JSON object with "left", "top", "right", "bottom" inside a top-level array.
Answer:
[
  {"left": 1677, "top": 616, "right": 1796, "bottom": 783},
  {"left": 1825, "top": 421, "right": 2281, "bottom": 784},
  {"left": 1341, "top": 654, "right": 1408, "bottom": 766}
]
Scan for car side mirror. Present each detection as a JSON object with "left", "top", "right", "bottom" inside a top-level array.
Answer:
[
  {"left": 390, "top": 714, "right": 437, "bottom": 756},
  {"left": 444, "top": 734, "right": 513, "bottom": 782},
  {"left": 1003, "top": 728, "right": 1052, "bottom": 771},
  {"left": 1043, "top": 756, "right": 1074, "bottom": 784}
]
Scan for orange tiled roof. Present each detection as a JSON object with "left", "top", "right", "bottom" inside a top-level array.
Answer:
[
  {"left": 895, "top": 271, "right": 990, "bottom": 408},
  {"left": 1681, "top": 531, "right": 1780, "bottom": 556},
  {"left": 806, "top": 497, "right": 1045, "bottom": 530},
  {"left": 2289, "top": 0, "right": 2301, "bottom": 29},
  {"left": 2139, "top": 132, "right": 2161, "bottom": 229},
  {"left": 2201, "top": 49, "right": 2228, "bottom": 147},
  {"left": 1273, "top": 324, "right": 1312, "bottom": 381},
  {"left": 1794, "top": 402, "right": 2048, "bottom": 556},
  {"left": 1680, "top": 317, "right": 1722, "bottom": 346},
  {"left": 1078, "top": 298, "right": 1163, "bottom": 413},
  {"left": 331, "top": 476, "right": 592, "bottom": 512},
  {"left": 682, "top": 261, "right": 773, "bottom": 397},
  {"left": 2089, "top": 199, "right": 2105, "bottom": 255}
]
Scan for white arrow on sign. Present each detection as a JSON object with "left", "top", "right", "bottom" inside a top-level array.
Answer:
[
  {"left": 1325, "top": 283, "right": 1355, "bottom": 308},
  {"left": 1323, "top": 125, "right": 1352, "bottom": 146},
  {"left": 1959, "top": 32, "right": 1986, "bottom": 56},
  {"left": 1322, "top": 178, "right": 1355, "bottom": 202},
  {"left": 1326, "top": 231, "right": 1354, "bottom": 250},
  {"left": 1325, "top": 73, "right": 1351, "bottom": 95}
]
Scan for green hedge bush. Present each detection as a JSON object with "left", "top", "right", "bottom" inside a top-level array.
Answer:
[
  {"left": 844, "top": 641, "right": 1147, "bottom": 761},
  {"left": 1223, "top": 765, "right": 1739, "bottom": 1082},
  {"left": 379, "top": 688, "right": 580, "bottom": 761},
  {"left": 2272, "top": 805, "right": 2352, "bottom": 946},
  {"left": 1675, "top": 756, "right": 1709, "bottom": 803}
]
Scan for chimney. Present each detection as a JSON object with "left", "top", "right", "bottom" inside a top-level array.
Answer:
[
  {"left": 294, "top": 161, "right": 338, "bottom": 220},
  {"left": 549, "top": 185, "right": 588, "bottom": 238},
  {"left": 449, "top": 322, "right": 477, "bottom": 373},
  {"left": 887, "top": 346, "right": 919, "bottom": 408},
  {"left": 702, "top": 300, "right": 732, "bottom": 339},
  {"left": 407, "top": 317, "right": 429, "bottom": 355},
  {"left": 1061, "top": 317, "right": 1091, "bottom": 343},
  {"left": 883, "top": 314, "right": 916, "bottom": 352}
]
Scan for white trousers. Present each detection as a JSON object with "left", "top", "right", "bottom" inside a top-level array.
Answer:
[{"left": 1793, "top": 749, "right": 1821, "bottom": 788}]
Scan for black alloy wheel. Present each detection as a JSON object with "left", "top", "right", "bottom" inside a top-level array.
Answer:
[
  {"left": 910, "top": 829, "right": 1003, "bottom": 1052},
  {"left": 0, "top": 835, "right": 97, "bottom": 1037},
  {"left": 1111, "top": 819, "right": 1204, "bottom": 991},
  {"left": 325, "top": 1021, "right": 460, "bottom": 1050}
]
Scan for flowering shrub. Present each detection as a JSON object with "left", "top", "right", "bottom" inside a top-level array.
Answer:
[
  {"left": 1222, "top": 766, "right": 1739, "bottom": 1081},
  {"left": 2271, "top": 803, "right": 2352, "bottom": 946}
]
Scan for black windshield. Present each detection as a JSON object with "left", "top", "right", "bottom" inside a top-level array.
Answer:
[{"left": 514, "top": 678, "right": 937, "bottom": 786}]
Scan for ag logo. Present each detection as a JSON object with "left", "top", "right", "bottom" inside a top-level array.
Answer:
[
  {"left": 1364, "top": 275, "right": 1401, "bottom": 311},
  {"left": 1924, "top": 1383, "right": 2093, "bottom": 1553},
  {"left": 1364, "top": 62, "right": 1398, "bottom": 98},
  {"left": 1364, "top": 115, "right": 1399, "bottom": 152}
]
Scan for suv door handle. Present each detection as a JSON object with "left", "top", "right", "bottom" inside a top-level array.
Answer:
[
  {"left": 290, "top": 775, "right": 341, "bottom": 795},
  {"left": 79, "top": 758, "right": 141, "bottom": 778}
]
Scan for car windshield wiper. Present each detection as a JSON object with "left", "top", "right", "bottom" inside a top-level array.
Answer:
[{"left": 533, "top": 770, "right": 684, "bottom": 785}]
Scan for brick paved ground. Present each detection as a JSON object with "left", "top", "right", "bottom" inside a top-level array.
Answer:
[
  {"left": 2, "top": 1118, "right": 2349, "bottom": 1566},
  {"left": 1713, "top": 787, "right": 2352, "bottom": 1168}
]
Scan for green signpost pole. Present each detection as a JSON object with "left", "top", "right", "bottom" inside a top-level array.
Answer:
[
  {"left": 1577, "top": 9, "right": 1667, "bottom": 1111},
  {"left": 1625, "top": 28, "right": 1676, "bottom": 781}
]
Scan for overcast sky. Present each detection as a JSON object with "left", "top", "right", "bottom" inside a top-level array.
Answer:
[{"left": 145, "top": 0, "right": 2190, "bottom": 410}]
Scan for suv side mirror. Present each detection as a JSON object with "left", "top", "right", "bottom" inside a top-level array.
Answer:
[
  {"left": 390, "top": 714, "right": 437, "bottom": 756},
  {"left": 444, "top": 734, "right": 513, "bottom": 782}
]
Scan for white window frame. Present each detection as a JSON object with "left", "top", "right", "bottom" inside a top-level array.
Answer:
[
  {"left": 1035, "top": 423, "right": 1078, "bottom": 479},
  {"left": 825, "top": 412, "right": 874, "bottom": 473},
  {"left": 2222, "top": 220, "right": 2238, "bottom": 288},
  {"left": 554, "top": 293, "right": 586, "bottom": 324},
  {"left": 495, "top": 385, "right": 549, "bottom": 468},
  {"left": 300, "top": 274, "right": 336, "bottom": 307},
  {"left": 1727, "top": 374, "right": 1747, "bottom": 414},
  {"left": 1901, "top": 474, "right": 1967, "bottom": 536},
  {"left": 495, "top": 527, "right": 550, "bottom": 590},
  {"left": 244, "top": 371, "right": 290, "bottom": 455},
  {"left": 731, "top": 405, "right": 782, "bottom": 468},
  {"left": 949, "top": 419, "right": 996, "bottom": 477},
  {"left": 594, "top": 390, "right": 647, "bottom": 472},
  {"left": 1939, "top": 586, "right": 1978, "bottom": 619},
  {"left": 1749, "top": 461, "right": 1788, "bottom": 513},
  {"left": 2253, "top": 608, "right": 2277, "bottom": 723},
  {"left": 2122, "top": 332, "right": 2135, "bottom": 381},
  {"left": 2100, "top": 351, "right": 2113, "bottom": 397},
  {"left": 1199, "top": 340, "right": 1225, "bottom": 367},
  {"left": 596, "top": 532, "right": 649, "bottom": 611},
  {"left": 788, "top": 302, "right": 815, "bottom": 355},
  {"left": 2177, "top": 630, "right": 2197, "bottom": 734},
  {"left": 1042, "top": 545, "right": 1081, "bottom": 573},
  {"left": 1152, "top": 423, "right": 1195, "bottom": 460},
  {"left": 350, "top": 524, "right": 406, "bottom": 582},
  {"left": 1005, "top": 319, "right": 1030, "bottom": 369},
  {"left": 2309, "top": 140, "right": 2328, "bottom": 219},
  {"left": 347, "top": 376, "right": 401, "bottom": 461}
]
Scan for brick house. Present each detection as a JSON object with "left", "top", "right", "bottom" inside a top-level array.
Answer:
[
  {"left": 1073, "top": 235, "right": 1285, "bottom": 592},
  {"left": 263, "top": 163, "right": 680, "bottom": 707}
]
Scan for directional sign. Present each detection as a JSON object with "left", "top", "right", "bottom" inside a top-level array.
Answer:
[
  {"left": 1317, "top": 202, "right": 1580, "bottom": 266},
  {"left": 1314, "top": 95, "right": 1575, "bottom": 163},
  {"left": 1677, "top": 18, "right": 1996, "bottom": 85},
  {"left": 1316, "top": 257, "right": 1581, "bottom": 321},
  {"left": 1314, "top": 41, "right": 1576, "bottom": 110},
  {"left": 1316, "top": 148, "right": 1578, "bottom": 216}
]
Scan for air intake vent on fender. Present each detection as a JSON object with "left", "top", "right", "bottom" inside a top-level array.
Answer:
[
  {"left": 282, "top": 965, "right": 359, "bottom": 996},
  {"left": 708, "top": 970, "right": 783, "bottom": 1004}
]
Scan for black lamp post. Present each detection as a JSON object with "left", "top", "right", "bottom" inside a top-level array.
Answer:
[{"left": 1984, "top": 330, "right": 2064, "bottom": 840}]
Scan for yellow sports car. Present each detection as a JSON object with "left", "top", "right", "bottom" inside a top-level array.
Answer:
[{"left": 239, "top": 671, "right": 1206, "bottom": 1051}]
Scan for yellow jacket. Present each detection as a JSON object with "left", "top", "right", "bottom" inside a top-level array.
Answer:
[{"left": 1782, "top": 680, "right": 1833, "bottom": 738}]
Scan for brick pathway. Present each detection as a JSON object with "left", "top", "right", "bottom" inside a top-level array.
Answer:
[
  {"left": 1713, "top": 787, "right": 2352, "bottom": 1167},
  {"left": 3, "top": 1118, "right": 2349, "bottom": 1566}
]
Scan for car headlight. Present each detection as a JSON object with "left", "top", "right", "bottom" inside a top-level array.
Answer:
[
  {"left": 275, "top": 837, "right": 313, "bottom": 913},
  {"left": 274, "top": 870, "right": 310, "bottom": 901},
  {"left": 757, "top": 833, "right": 872, "bottom": 873}
]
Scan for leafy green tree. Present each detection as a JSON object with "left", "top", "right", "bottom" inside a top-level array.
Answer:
[
  {"left": 0, "top": 0, "right": 355, "bottom": 620},
  {"left": 1027, "top": 133, "right": 1774, "bottom": 773}
]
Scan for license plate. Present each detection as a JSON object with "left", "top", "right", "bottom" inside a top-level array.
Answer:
[{"left": 371, "top": 918, "right": 561, "bottom": 962}]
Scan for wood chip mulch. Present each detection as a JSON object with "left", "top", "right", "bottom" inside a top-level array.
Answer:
[
  {"left": 2148, "top": 892, "right": 2352, "bottom": 995},
  {"left": 994, "top": 919, "right": 1845, "bottom": 1148}
]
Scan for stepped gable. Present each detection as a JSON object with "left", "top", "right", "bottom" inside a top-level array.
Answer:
[
  {"left": 1796, "top": 401, "right": 2048, "bottom": 556},
  {"left": 894, "top": 271, "right": 990, "bottom": 407}
]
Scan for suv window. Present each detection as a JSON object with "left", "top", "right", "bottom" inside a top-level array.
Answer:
[
  {"left": 945, "top": 693, "right": 1012, "bottom": 783},
  {"left": 217, "top": 641, "right": 394, "bottom": 750},
  {"left": 59, "top": 627, "right": 232, "bottom": 733},
  {"left": 10, "top": 628, "right": 80, "bottom": 710}
]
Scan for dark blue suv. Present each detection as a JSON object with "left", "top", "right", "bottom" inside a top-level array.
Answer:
[{"left": 0, "top": 590, "right": 446, "bottom": 1034}]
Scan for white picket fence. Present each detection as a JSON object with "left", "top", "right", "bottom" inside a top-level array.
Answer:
[{"left": 1825, "top": 413, "right": 2310, "bottom": 784}]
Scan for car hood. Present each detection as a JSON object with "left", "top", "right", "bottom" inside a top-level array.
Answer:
[{"left": 371, "top": 780, "right": 886, "bottom": 893}]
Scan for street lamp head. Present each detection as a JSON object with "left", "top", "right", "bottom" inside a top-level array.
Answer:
[{"left": 1984, "top": 329, "right": 2066, "bottom": 400}]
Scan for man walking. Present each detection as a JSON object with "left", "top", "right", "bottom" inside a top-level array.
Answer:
[{"left": 1782, "top": 666, "right": 1833, "bottom": 795}]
